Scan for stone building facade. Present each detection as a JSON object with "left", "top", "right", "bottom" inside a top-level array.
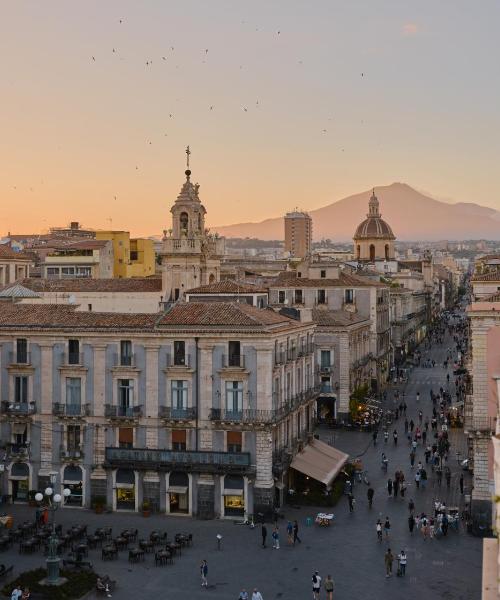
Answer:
[{"left": 0, "top": 302, "right": 317, "bottom": 518}]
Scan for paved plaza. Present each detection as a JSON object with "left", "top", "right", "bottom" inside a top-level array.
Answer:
[{"left": 1, "top": 325, "right": 483, "bottom": 599}]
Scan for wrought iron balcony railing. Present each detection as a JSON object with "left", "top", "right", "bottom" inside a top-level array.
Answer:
[
  {"left": 1, "top": 401, "right": 36, "bottom": 416},
  {"left": 104, "top": 404, "right": 143, "bottom": 418},
  {"left": 159, "top": 406, "right": 196, "bottom": 421}
]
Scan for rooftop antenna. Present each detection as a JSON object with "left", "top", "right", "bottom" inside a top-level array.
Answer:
[{"left": 186, "top": 145, "right": 191, "bottom": 168}]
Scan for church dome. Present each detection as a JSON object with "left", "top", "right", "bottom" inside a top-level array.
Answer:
[{"left": 354, "top": 190, "right": 395, "bottom": 240}]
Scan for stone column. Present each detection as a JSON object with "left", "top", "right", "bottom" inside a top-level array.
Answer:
[
  {"left": 39, "top": 344, "right": 54, "bottom": 474},
  {"left": 338, "top": 333, "right": 350, "bottom": 418},
  {"left": 91, "top": 345, "right": 107, "bottom": 482},
  {"left": 253, "top": 430, "right": 274, "bottom": 513},
  {"left": 144, "top": 345, "right": 160, "bottom": 449}
]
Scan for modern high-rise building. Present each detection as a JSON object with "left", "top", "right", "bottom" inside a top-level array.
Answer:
[{"left": 284, "top": 211, "right": 312, "bottom": 258}]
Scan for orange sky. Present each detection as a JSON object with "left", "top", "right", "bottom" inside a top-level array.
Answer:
[{"left": 1, "top": 1, "right": 499, "bottom": 237}]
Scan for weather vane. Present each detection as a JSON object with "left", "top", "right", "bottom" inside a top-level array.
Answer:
[{"left": 186, "top": 145, "right": 191, "bottom": 169}]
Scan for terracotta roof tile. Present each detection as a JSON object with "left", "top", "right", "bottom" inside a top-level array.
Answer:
[
  {"left": 186, "top": 280, "right": 268, "bottom": 295},
  {"left": 312, "top": 309, "right": 370, "bottom": 327},
  {"left": 0, "top": 245, "right": 32, "bottom": 261},
  {"left": 3, "top": 277, "right": 162, "bottom": 293},
  {"left": 471, "top": 271, "right": 500, "bottom": 282}
]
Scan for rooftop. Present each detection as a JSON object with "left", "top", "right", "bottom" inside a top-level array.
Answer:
[
  {"left": 471, "top": 271, "right": 500, "bottom": 282},
  {"left": 0, "top": 277, "right": 162, "bottom": 294},
  {"left": 0, "top": 245, "right": 33, "bottom": 261},
  {"left": 312, "top": 309, "right": 369, "bottom": 327},
  {"left": 186, "top": 279, "right": 268, "bottom": 295}
]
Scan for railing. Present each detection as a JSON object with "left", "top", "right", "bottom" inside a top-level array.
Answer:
[
  {"left": 320, "top": 383, "right": 333, "bottom": 394},
  {"left": 222, "top": 354, "right": 245, "bottom": 368},
  {"left": 1, "top": 401, "right": 36, "bottom": 416},
  {"left": 60, "top": 351, "right": 82, "bottom": 366},
  {"left": 163, "top": 237, "right": 225, "bottom": 256},
  {"left": 209, "top": 408, "right": 276, "bottom": 424},
  {"left": 6, "top": 443, "right": 29, "bottom": 457},
  {"left": 60, "top": 447, "right": 84, "bottom": 460},
  {"left": 104, "top": 404, "right": 143, "bottom": 418},
  {"left": 159, "top": 406, "right": 196, "bottom": 420},
  {"left": 8, "top": 351, "right": 31, "bottom": 365},
  {"left": 53, "top": 403, "right": 90, "bottom": 417},
  {"left": 113, "top": 354, "right": 136, "bottom": 368},
  {"left": 464, "top": 415, "right": 496, "bottom": 434},
  {"left": 105, "top": 447, "right": 252, "bottom": 473},
  {"left": 167, "top": 354, "right": 191, "bottom": 368}
]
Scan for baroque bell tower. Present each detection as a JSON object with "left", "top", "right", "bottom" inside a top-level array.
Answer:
[{"left": 161, "top": 147, "right": 225, "bottom": 302}]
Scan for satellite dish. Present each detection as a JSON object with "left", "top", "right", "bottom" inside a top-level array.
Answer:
[{"left": 68, "top": 294, "right": 76, "bottom": 304}]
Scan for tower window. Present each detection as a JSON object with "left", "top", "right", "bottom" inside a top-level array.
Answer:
[{"left": 180, "top": 212, "right": 189, "bottom": 232}]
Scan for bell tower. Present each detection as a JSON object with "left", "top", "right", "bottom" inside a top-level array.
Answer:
[{"left": 161, "top": 148, "right": 225, "bottom": 303}]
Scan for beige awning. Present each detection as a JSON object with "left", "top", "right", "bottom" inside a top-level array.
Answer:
[
  {"left": 290, "top": 438, "right": 349, "bottom": 486},
  {"left": 167, "top": 486, "right": 188, "bottom": 495}
]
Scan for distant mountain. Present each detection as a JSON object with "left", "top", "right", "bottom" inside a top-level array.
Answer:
[{"left": 213, "top": 183, "right": 500, "bottom": 241}]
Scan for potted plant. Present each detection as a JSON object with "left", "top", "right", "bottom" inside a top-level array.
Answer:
[
  {"left": 92, "top": 495, "right": 106, "bottom": 514},
  {"left": 142, "top": 500, "right": 151, "bottom": 517}
]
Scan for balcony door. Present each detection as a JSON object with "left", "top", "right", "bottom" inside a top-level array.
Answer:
[
  {"left": 171, "top": 380, "right": 188, "bottom": 418},
  {"left": 118, "top": 379, "right": 134, "bottom": 416},
  {"left": 225, "top": 381, "right": 243, "bottom": 416},
  {"left": 66, "top": 377, "right": 82, "bottom": 416}
]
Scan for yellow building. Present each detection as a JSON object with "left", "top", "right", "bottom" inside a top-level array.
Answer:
[{"left": 95, "top": 231, "right": 155, "bottom": 278}]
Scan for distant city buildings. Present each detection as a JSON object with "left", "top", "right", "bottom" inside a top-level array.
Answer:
[{"left": 284, "top": 210, "right": 312, "bottom": 258}]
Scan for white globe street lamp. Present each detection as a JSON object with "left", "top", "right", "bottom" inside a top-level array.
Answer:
[
  {"left": 35, "top": 492, "right": 43, "bottom": 503},
  {"left": 44, "top": 487, "right": 53, "bottom": 497}
]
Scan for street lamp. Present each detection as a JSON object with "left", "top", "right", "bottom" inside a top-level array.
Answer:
[{"left": 35, "top": 486, "right": 71, "bottom": 585}]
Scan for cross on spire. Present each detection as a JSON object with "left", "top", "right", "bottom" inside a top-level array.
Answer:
[{"left": 185, "top": 145, "right": 191, "bottom": 169}]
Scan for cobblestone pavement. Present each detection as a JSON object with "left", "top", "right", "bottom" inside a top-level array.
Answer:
[{"left": 1, "top": 323, "right": 482, "bottom": 599}]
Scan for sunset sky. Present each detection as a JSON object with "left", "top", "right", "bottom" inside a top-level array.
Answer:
[{"left": 1, "top": 1, "right": 499, "bottom": 236}]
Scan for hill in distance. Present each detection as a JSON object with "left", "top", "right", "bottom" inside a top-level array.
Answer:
[{"left": 213, "top": 183, "right": 500, "bottom": 241}]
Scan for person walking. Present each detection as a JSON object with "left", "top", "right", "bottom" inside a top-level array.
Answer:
[
  {"left": 286, "top": 521, "right": 293, "bottom": 545},
  {"left": 324, "top": 575, "right": 334, "bottom": 600},
  {"left": 387, "top": 479, "right": 393, "bottom": 497},
  {"left": 200, "top": 560, "right": 208, "bottom": 587},
  {"left": 459, "top": 473, "right": 464, "bottom": 494},
  {"left": 410, "top": 419, "right": 415, "bottom": 433},
  {"left": 421, "top": 468, "right": 427, "bottom": 490},
  {"left": 384, "top": 548, "right": 394, "bottom": 578},
  {"left": 410, "top": 450, "right": 415, "bottom": 469},
  {"left": 408, "top": 498, "right": 415, "bottom": 513},
  {"left": 348, "top": 492, "right": 355, "bottom": 512},
  {"left": 384, "top": 517, "right": 391, "bottom": 539},
  {"left": 393, "top": 430, "right": 398, "bottom": 445},
  {"left": 393, "top": 478, "right": 399, "bottom": 498},
  {"left": 404, "top": 419, "right": 409, "bottom": 433},
  {"left": 272, "top": 527, "right": 280, "bottom": 549},
  {"left": 445, "top": 467, "right": 451, "bottom": 488},
  {"left": 252, "top": 589, "right": 264, "bottom": 600},
  {"left": 293, "top": 520, "right": 301, "bottom": 545},
  {"left": 261, "top": 523, "right": 267, "bottom": 548},
  {"left": 238, "top": 590, "right": 249, "bottom": 600},
  {"left": 367, "top": 487, "right": 374, "bottom": 508},
  {"left": 398, "top": 550, "right": 407, "bottom": 576},
  {"left": 312, "top": 571, "right": 321, "bottom": 600},
  {"left": 376, "top": 519, "right": 383, "bottom": 541},
  {"left": 415, "top": 470, "right": 421, "bottom": 489},
  {"left": 384, "top": 430, "right": 389, "bottom": 444},
  {"left": 408, "top": 513, "right": 415, "bottom": 534},
  {"left": 373, "top": 430, "right": 378, "bottom": 446}
]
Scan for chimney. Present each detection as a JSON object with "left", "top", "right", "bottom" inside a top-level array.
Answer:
[{"left": 299, "top": 308, "right": 313, "bottom": 323}]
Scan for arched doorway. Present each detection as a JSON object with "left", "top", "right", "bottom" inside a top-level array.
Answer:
[
  {"left": 115, "top": 468, "right": 136, "bottom": 510},
  {"left": 63, "top": 465, "right": 83, "bottom": 507},
  {"left": 10, "top": 462, "right": 29, "bottom": 502},
  {"left": 369, "top": 244, "right": 375, "bottom": 261},
  {"left": 223, "top": 475, "right": 245, "bottom": 517},
  {"left": 167, "top": 471, "right": 189, "bottom": 514}
]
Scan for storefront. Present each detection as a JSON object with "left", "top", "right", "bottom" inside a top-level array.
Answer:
[
  {"left": 63, "top": 465, "right": 83, "bottom": 507},
  {"left": 167, "top": 472, "right": 189, "bottom": 514},
  {"left": 115, "top": 468, "right": 136, "bottom": 511},
  {"left": 10, "top": 462, "right": 29, "bottom": 502},
  {"left": 222, "top": 475, "right": 245, "bottom": 517}
]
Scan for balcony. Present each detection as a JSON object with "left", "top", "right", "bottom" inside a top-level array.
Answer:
[
  {"left": 104, "top": 404, "right": 143, "bottom": 419},
  {"left": 167, "top": 354, "right": 191, "bottom": 368},
  {"left": 60, "top": 351, "right": 83, "bottom": 367},
  {"left": 221, "top": 354, "right": 246, "bottom": 369},
  {"left": 159, "top": 406, "right": 196, "bottom": 421},
  {"left": 8, "top": 351, "right": 31, "bottom": 366},
  {"left": 464, "top": 415, "right": 496, "bottom": 434},
  {"left": 320, "top": 383, "right": 333, "bottom": 394},
  {"left": 319, "top": 365, "right": 332, "bottom": 374},
  {"left": 112, "top": 354, "right": 137, "bottom": 369},
  {"left": 1, "top": 401, "right": 36, "bottom": 416},
  {"left": 162, "top": 237, "right": 225, "bottom": 257},
  {"left": 209, "top": 408, "right": 276, "bottom": 425},
  {"left": 6, "top": 443, "right": 30, "bottom": 458},
  {"left": 53, "top": 403, "right": 90, "bottom": 417},
  {"left": 60, "top": 446, "right": 84, "bottom": 461},
  {"left": 105, "top": 447, "right": 253, "bottom": 474}
]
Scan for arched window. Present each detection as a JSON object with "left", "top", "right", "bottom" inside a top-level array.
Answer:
[
  {"left": 357, "top": 245, "right": 361, "bottom": 259},
  {"left": 369, "top": 244, "right": 375, "bottom": 262},
  {"left": 209, "top": 273, "right": 215, "bottom": 284},
  {"left": 385, "top": 244, "right": 390, "bottom": 260},
  {"left": 180, "top": 212, "right": 189, "bottom": 233}
]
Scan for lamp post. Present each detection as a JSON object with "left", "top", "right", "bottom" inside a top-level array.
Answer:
[{"left": 35, "top": 486, "right": 71, "bottom": 585}]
